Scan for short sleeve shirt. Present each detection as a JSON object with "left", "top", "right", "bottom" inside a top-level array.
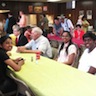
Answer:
[
  {"left": 78, "top": 48, "right": 96, "bottom": 72},
  {"left": 53, "top": 23, "right": 62, "bottom": 36},
  {"left": 57, "top": 44, "right": 77, "bottom": 63},
  {"left": 61, "top": 18, "right": 74, "bottom": 32},
  {"left": 0, "top": 48, "right": 9, "bottom": 83},
  {"left": 25, "top": 35, "right": 52, "bottom": 58}
]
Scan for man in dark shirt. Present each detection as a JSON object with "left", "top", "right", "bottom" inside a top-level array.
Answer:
[{"left": 5, "top": 12, "right": 16, "bottom": 34}]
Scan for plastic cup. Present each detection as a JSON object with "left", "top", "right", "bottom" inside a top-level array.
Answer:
[{"left": 36, "top": 51, "right": 41, "bottom": 60}]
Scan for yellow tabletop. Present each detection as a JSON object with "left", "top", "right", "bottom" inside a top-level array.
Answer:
[{"left": 10, "top": 46, "right": 96, "bottom": 96}]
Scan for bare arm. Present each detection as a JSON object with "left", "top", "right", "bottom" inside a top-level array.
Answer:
[
  {"left": 17, "top": 46, "right": 42, "bottom": 54},
  {"left": 53, "top": 28, "right": 56, "bottom": 35},
  {"left": 63, "top": 53, "right": 76, "bottom": 65},
  {"left": 5, "top": 58, "right": 24, "bottom": 71}
]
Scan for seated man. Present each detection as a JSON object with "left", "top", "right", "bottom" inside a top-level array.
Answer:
[
  {"left": 78, "top": 32, "right": 96, "bottom": 75},
  {"left": 17, "top": 27, "right": 52, "bottom": 58},
  {"left": 53, "top": 17, "right": 63, "bottom": 36}
]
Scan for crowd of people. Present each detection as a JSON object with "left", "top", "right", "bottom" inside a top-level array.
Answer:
[{"left": 0, "top": 11, "right": 96, "bottom": 95}]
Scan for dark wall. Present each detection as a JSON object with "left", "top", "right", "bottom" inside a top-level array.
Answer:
[{"left": 0, "top": 0, "right": 96, "bottom": 27}]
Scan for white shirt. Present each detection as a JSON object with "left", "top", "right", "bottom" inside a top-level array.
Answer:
[
  {"left": 25, "top": 35, "right": 52, "bottom": 58},
  {"left": 57, "top": 44, "right": 77, "bottom": 63},
  {"left": 78, "top": 48, "right": 96, "bottom": 73},
  {"left": 61, "top": 18, "right": 74, "bottom": 32}
]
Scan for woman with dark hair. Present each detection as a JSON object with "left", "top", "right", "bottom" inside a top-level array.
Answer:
[
  {"left": 0, "top": 35, "right": 24, "bottom": 95},
  {"left": 57, "top": 31, "right": 77, "bottom": 66},
  {"left": 73, "top": 24, "right": 85, "bottom": 40}
]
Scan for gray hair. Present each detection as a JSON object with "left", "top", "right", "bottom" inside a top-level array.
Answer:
[
  {"left": 12, "top": 24, "right": 20, "bottom": 31},
  {"left": 32, "top": 27, "right": 43, "bottom": 35}
]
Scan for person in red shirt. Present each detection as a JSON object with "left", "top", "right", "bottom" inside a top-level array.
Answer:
[
  {"left": 24, "top": 26, "right": 32, "bottom": 42},
  {"left": 73, "top": 24, "right": 85, "bottom": 40}
]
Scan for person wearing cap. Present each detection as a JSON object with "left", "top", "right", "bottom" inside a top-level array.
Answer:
[
  {"left": 58, "top": 14, "right": 74, "bottom": 34},
  {"left": 17, "top": 27, "right": 52, "bottom": 58},
  {"left": 78, "top": 32, "right": 96, "bottom": 75}
]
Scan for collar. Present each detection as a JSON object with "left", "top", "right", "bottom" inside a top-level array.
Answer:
[
  {"left": 64, "top": 42, "right": 69, "bottom": 48},
  {"left": 34, "top": 35, "right": 42, "bottom": 43}
]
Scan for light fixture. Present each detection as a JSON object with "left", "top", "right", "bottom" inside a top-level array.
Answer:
[
  {"left": 47, "top": 0, "right": 61, "bottom": 2},
  {"left": 72, "top": 0, "right": 76, "bottom": 9},
  {"left": 0, "top": 10, "right": 10, "bottom": 13}
]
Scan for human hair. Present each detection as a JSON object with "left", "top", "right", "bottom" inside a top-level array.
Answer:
[
  {"left": 54, "top": 17, "right": 59, "bottom": 21},
  {"left": 82, "top": 15, "right": 86, "bottom": 20},
  {"left": 12, "top": 24, "right": 20, "bottom": 31},
  {"left": 76, "top": 24, "right": 81, "bottom": 28},
  {"left": 26, "top": 26, "right": 32, "bottom": 30},
  {"left": 42, "top": 14, "right": 46, "bottom": 17},
  {"left": 32, "top": 27, "right": 43, "bottom": 35},
  {"left": 8, "top": 12, "right": 13, "bottom": 16},
  {"left": 59, "top": 31, "right": 73, "bottom": 55},
  {"left": 0, "top": 35, "right": 11, "bottom": 45},
  {"left": 83, "top": 31, "right": 96, "bottom": 41}
]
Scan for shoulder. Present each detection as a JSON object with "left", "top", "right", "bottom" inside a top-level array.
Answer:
[
  {"left": 68, "top": 44, "right": 77, "bottom": 52},
  {"left": 69, "top": 44, "right": 77, "bottom": 48},
  {"left": 40, "top": 36, "right": 48, "bottom": 41}
]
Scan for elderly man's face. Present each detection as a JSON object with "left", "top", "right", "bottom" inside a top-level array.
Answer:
[{"left": 31, "top": 30, "right": 40, "bottom": 40}]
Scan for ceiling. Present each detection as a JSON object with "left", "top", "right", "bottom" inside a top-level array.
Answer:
[{"left": 2, "top": 0, "right": 73, "bottom": 3}]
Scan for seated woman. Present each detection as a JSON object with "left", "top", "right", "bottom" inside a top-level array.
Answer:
[
  {"left": 57, "top": 31, "right": 77, "bottom": 66},
  {"left": 12, "top": 24, "right": 28, "bottom": 46},
  {"left": 73, "top": 24, "right": 85, "bottom": 40},
  {"left": 0, "top": 35, "right": 24, "bottom": 95}
]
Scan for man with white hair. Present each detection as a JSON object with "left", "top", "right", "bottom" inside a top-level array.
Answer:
[{"left": 17, "top": 27, "right": 52, "bottom": 58}]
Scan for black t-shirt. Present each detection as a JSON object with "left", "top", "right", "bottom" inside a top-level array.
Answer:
[{"left": 0, "top": 48, "right": 9, "bottom": 84}]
